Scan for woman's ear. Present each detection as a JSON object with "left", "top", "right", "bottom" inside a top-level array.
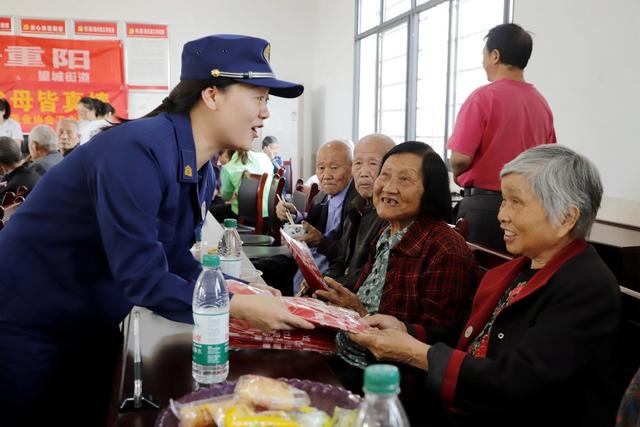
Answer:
[
  {"left": 558, "top": 205, "right": 580, "bottom": 238},
  {"left": 201, "top": 86, "right": 219, "bottom": 110}
]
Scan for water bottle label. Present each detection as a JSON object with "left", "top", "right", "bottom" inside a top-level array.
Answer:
[
  {"left": 220, "top": 257, "right": 242, "bottom": 278},
  {"left": 192, "top": 312, "right": 229, "bottom": 365}
]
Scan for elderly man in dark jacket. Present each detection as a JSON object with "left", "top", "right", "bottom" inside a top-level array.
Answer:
[{"left": 323, "top": 133, "right": 395, "bottom": 290}]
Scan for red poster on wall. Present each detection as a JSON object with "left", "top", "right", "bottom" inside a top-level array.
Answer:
[
  {"left": 0, "top": 35, "right": 127, "bottom": 131},
  {"left": 0, "top": 17, "right": 12, "bottom": 34},
  {"left": 20, "top": 18, "right": 66, "bottom": 36},
  {"left": 125, "top": 23, "right": 167, "bottom": 39},
  {"left": 74, "top": 21, "right": 117, "bottom": 37}
]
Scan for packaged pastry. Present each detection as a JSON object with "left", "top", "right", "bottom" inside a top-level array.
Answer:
[
  {"left": 171, "top": 394, "right": 237, "bottom": 427},
  {"left": 234, "top": 375, "right": 310, "bottom": 410}
]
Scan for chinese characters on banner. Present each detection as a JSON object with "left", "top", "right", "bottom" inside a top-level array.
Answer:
[{"left": 0, "top": 35, "right": 127, "bottom": 132}]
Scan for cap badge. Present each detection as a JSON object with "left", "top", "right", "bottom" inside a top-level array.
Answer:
[
  {"left": 211, "top": 68, "right": 221, "bottom": 78},
  {"left": 262, "top": 43, "right": 271, "bottom": 62}
]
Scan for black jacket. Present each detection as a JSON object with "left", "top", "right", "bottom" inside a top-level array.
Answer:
[
  {"left": 0, "top": 165, "right": 41, "bottom": 198},
  {"left": 307, "top": 181, "right": 359, "bottom": 257},
  {"left": 324, "top": 195, "right": 387, "bottom": 290}
]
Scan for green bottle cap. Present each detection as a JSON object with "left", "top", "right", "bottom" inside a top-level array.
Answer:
[
  {"left": 223, "top": 218, "right": 238, "bottom": 228},
  {"left": 363, "top": 364, "right": 400, "bottom": 394},
  {"left": 202, "top": 254, "right": 220, "bottom": 268}
]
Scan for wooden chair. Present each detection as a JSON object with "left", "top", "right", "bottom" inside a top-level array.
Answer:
[
  {"left": 466, "top": 241, "right": 513, "bottom": 273},
  {"left": 453, "top": 218, "right": 470, "bottom": 240},
  {"left": 291, "top": 188, "right": 309, "bottom": 214},
  {"left": 267, "top": 174, "right": 286, "bottom": 246},
  {"left": 282, "top": 158, "right": 293, "bottom": 195},
  {"left": 1, "top": 191, "right": 16, "bottom": 207},
  {"left": 15, "top": 185, "right": 28, "bottom": 197},
  {"left": 306, "top": 182, "right": 320, "bottom": 213},
  {"left": 0, "top": 200, "right": 25, "bottom": 222},
  {"left": 237, "top": 171, "right": 268, "bottom": 234}
]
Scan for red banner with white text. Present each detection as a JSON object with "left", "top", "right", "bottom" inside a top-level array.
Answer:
[{"left": 0, "top": 35, "right": 127, "bottom": 132}]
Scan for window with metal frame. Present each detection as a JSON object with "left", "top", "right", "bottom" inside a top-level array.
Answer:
[{"left": 353, "top": 0, "right": 512, "bottom": 162}]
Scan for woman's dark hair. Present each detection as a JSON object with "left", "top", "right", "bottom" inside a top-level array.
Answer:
[
  {"left": 143, "top": 78, "right": 237, "bottom": 119},
  {"left": 0, "top": 98, "right": 11, "bottom": 120},
  {"left": 379, "top": 141, "right": 452, "bottom": 223},
  {"left": 108, "top": 78, "right": 238, "bottom": 127},
  {"left": 103, "top": 103, "right": 115, "bottom": 116},
  {"left": 485, "top": 23, "right": 533, "bottom": 69},
  {"left": 262, "top": 135, "right": 278, "bottom": 149},
  {"left": 79, "top": 97, "right": 99, "bottom": 111}
]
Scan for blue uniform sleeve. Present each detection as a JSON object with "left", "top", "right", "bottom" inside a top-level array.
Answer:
[{"left": 90, "top": 141, "right": 194, "bottom": 323}]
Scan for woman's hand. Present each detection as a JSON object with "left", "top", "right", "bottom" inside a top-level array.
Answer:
[
  {"left": 349, "top": 329, "right": 429, "bottom": 371},
  {"left": 361, "top": 314, "right": 408, "bottom": 333},
  {"left": 297, "top": 221, "right": 323, "bottom": 247},
  {"left": 230, "top": 294, "right": 314, "bottom": 332},
  {"left": 314, "top": 277, "right": 367, "bottom": 317},
  {"left": 248, "top": 282, "right": 282, "bottom": 297}
]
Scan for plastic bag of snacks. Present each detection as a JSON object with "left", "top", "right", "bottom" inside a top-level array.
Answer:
[
  {"left": 234, "top": 375, "right": 310, "bottom": 410},
  {"left": 171, "top": 394, "right": 238, "bottom": 427},
  {"left": 171, "top": 376, "right": 358, "bottom": 427}
]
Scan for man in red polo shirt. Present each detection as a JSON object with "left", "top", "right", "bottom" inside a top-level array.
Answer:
[{"left": 448, "top": 23, "right": 556, "bottom": 251}]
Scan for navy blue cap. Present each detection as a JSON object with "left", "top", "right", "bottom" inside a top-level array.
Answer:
[{"left": 180, "top": 34, "right": 304, "bottom": 98}]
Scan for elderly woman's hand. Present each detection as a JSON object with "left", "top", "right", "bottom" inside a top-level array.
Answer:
[
  {"left": 361, "top": 314, "right": 408, "bottom": 333},
  {"left": 297, "top": 221, "right": 324, "bottom": 247},
  {"left": 314, "top": 276, "right": 368, "bottom": 317},
  {"left": 349, "top": 328, "right": 429, "bottom": 371}
]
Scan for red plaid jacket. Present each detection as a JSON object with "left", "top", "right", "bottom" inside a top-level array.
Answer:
[{"left": 355, "top": 216, "right": 479, "bottom": 346}]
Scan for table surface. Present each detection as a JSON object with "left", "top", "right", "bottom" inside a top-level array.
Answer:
[{"left": 108, "top": 215, "right": 342, "bottom": 426}]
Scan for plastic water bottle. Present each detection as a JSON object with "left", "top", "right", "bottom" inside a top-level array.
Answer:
[
  {"left": 192, "top": 254, "right": 229, "bottom": 385},
  {"left": 218, "top": 218, "right": 243, "bottom": 278},
  {"left": 355, "top": 364, "right": 411, "bottom": 427}
]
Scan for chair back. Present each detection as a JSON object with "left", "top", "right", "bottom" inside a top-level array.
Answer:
[
  {"left": 237, "top": 171, "right": 268, "bottom": 234},
  {"left": 282, "top": 158, "right": 293, "bottom": 194},
  {"left": 453, "top": 218, "right": 470, "bottom": 240},
  {"left": 292, "top": 189, "right": 309, "bottom": 214},
  {"left": 2, "top": 191, "right": 16, "bottom": 207},
  {"left": 467, "top": 241, "right": 513, "bottom": 273},
  {"left": 15, "top": 185, "right": 29, "bottom": 197},
  {"left": 306, "top": 182, "right": 320, "bottom": 213},
  {"left": 267, "top": 174, "right": 286, "bottom": 245},
  {"left": 0, "top": 199, "right": 26, "bottom": 222}
]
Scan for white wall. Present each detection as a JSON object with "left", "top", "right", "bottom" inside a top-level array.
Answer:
[
  {"left": 2, "top": 0, "right": 337, "bottom": 180},
  {"left": 514, "top": 0, "right": 640, "bottom": 226}
]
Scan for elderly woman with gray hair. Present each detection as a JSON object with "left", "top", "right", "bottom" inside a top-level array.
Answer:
[{"left": 350, "top": 145, "right": 622, "bottom": 427}]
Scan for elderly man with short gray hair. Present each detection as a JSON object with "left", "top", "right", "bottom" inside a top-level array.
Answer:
[{"left": 28, "top": 124, "right": 63, "bottom": 176}]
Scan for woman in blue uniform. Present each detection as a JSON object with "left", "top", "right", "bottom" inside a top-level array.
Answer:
[{"left": 0, "top": 34, "right": 311, "bottom": 424}]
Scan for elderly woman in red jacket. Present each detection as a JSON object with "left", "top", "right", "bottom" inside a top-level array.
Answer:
[
  {"left": 315, "top": 141, "right": 478, "bottom": 420},
  {"left": 351, "top": 145, "right": 622, "bottom": 427}
]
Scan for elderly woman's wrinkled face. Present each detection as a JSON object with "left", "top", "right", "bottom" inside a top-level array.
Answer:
[
  {"left": 499, "top": 173, "right": 568, "bottom": 264},
  {"left": 374, "top": 153, "right": 423, "bottom": 227}
]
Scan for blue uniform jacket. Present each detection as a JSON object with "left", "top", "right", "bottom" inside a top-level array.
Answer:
[{"left": 0, "top": 112, "right": 214, "bottom": 334}]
